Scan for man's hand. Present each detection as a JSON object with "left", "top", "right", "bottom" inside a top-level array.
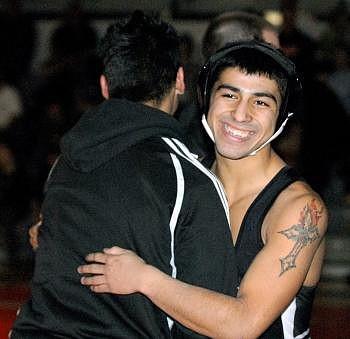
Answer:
[
  {"left": 78, "top": 246, "right": 147, "bottom": 294},
  {"left": 29, "top": 217, "right": 42, "bottom": 251}
]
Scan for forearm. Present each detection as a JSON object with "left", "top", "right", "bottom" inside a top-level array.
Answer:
[
  {"left": 79, "top": 247, "right": 289, "bottom": 338},
  {"left": 139, "top": 265, "right": 250, "bottom": 339}
]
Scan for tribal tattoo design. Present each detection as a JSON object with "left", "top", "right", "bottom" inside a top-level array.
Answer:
[{"left": 278, "top": 199, "right": 323, "bottom": 276}]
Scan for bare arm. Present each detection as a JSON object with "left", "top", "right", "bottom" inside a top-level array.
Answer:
[
  {"left": 79, "top": 194, "right": 327, "bottom": 338},
  {"left": 79, "top": 248, "right": 240, "bottom": 337}
]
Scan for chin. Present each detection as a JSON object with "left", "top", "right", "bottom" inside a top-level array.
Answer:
[
  {"left": 217, "top": 149, "right": 245, "bottom": 160},
  {"left": 216, "top": 144, "right": 252, "bottom": 160}
]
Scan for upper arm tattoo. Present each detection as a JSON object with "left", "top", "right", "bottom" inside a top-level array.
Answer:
[{"left": 278, "top": 199, "right": 323, "bottom": 276}]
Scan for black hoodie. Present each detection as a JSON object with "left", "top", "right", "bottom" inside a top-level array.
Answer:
[{"left": 12, "top": 99, "right": 237, "bottom": 339}]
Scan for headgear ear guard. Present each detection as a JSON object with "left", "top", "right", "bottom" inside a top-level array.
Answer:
[{"left": 198, "top": 40, "right": 302, "bottom": 155}]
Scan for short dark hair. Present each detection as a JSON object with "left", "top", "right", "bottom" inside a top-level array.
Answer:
[
  {"left": 98, "top": 10, "right": 181, "bottom": 102},
  {"left": 202, "top": 11, "right": 277, "bottom": 60},
  {"left": 209, "top": 49, "right": 288, "bottom": 101}
]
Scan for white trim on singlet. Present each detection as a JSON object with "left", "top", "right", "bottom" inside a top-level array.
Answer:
[
  {"left": 281, "top": 298, "right": 297, "bottom": 339},
  {"left": 295, "top": 329, "right": 310, "bottom": 339},
  {"left": 162, "top": 137, "right": 230, "bottom": 224},
  {"left": 166, "top": 153, "right": 184, "bottom": 330},
  {"left": 281, "top": 298, "right": 310, "bottom": 339},
  {"left": 282, "top": 298, "right": 296, "bottom": 338}
]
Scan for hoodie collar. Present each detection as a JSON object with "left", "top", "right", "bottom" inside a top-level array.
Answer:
[{"left": 61, "top": 99, "right": 186, "bottom": 172}]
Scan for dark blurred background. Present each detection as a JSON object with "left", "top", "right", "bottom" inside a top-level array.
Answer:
[{"left": 0, "top": 1, "right": 349, "bottom": 337}]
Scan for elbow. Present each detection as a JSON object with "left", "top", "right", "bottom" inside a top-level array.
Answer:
[
  {"left": 213, "top": 301, "right": 266, "bottom": 339},
  {"left": 218, "top": 323, "right": 260, "bottom": 339},
  {"left": 216, "top": 321, "right": 263, "bottom": 339}
]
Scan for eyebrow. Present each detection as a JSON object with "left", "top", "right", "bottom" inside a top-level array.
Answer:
[{"left": 216, "top": 84, "right": 278, "bottom": 104}]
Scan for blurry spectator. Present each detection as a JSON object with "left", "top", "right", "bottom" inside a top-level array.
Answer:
[
  {"left": 318, "top": 0, "right": 350, "bottom": 63},
  {"left": 14, "top": 0, "right": 103, "bottom": 207},
  {"left": 0, "top": 81, "right": 23, "bottom": 130},
  {"left": 279, "top": 5, "right": 350, "bottom": 208},
  {"left": 326, "top": 45, "right": 350, "bottom": 115},
  {"left": 201, "top": 10, "right": 280, "bottom": 60},
  {"left": 177, "top": 32, "right": 199, "bottom": 109},
  {"left": 0, "top": 49, "right": 103, "bottom": 275},
  {"left": 0, "top": 0, "right": 36, "bottom": 88},
  {"left": 0, "top": 131, "right": 32, "bottom": 277},
  {"left": 1, "top": 75, "right": 75, "bottom": 240},
  {"left": 319, "top": 3, "right": 350, "bottom": 116},
  {"left": 42, "top": 0, "right": 97, "bottom": 77},
  {"left": 0, "top": 57, "right": 23, "bottom": 131},
  {"left": 0, "top": 9, "right": 33, "bottom": 274}
]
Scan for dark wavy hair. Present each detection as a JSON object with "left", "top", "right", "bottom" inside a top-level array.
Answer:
[{"left": 98, "top": 10, "right": 181, "bottom": 103}]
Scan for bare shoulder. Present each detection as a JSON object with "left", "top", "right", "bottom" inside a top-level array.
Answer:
[
  {"left": 259, "top": 180, "right": 327, "bottom": 280},
  {"left": 264, "top": 180, "right": 328, "bottom": 241}
]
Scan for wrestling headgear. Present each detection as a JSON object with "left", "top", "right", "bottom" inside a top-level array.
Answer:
[{"left": 198, "top": 40, "right": 302, "bottom": 156}]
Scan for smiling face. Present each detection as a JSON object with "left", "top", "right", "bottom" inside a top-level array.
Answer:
[{"left": 207, "top": 67, "right": 282, "bottom": 160}]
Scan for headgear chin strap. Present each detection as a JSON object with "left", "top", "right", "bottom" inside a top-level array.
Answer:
[
  {"left": 248, "top": 112, "right": 293, "bottom": 156},
  {"left": 201, "top": 114, "right": 215, "bottom": 142},
  {"left": 201, "top": 112, "right": 293, "bottom": 156}
]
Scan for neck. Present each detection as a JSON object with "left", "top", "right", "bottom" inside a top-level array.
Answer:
[
  {"left": 143, "top": 88, "right": 178, "bottom": 115},
  {"left": 213, "top": 147, "right": 285, "bottom": 203}
]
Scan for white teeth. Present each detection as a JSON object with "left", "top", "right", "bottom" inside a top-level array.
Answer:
[{"left": 224, "top": 124, "right": 250, "bottom": 138}]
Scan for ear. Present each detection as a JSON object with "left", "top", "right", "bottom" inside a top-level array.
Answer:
[
  {"left": 100, "top": 75, "right": 109, "bottom": 99},
  {"left": 175, "top": 66, "right": 185, "bottom": 95}
]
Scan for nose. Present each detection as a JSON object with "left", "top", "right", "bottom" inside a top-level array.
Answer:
[{"left": 231, "top": 100, "right": 251, "bottom": 122}]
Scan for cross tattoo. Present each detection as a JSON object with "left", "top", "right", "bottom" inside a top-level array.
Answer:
[{"left": 278, "top": 199, "right": 322, "bottom": 276}]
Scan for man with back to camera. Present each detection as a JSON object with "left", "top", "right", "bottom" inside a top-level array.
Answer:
[
  {"left": 10, "top": 11, "right": 238, "bottom": 338},
  {"left": 79, "top": 40, "right": 327, "bottom": 338}
]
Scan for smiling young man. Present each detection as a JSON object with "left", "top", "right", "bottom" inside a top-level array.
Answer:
[
  {"left": 79, "top": 41, "right": 327, "bottom": 338},
  {"left": 208, "top": 68, "right": 280, "bottom": 159}
]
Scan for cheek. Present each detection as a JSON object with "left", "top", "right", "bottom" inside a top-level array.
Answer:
[
  {"left": 207, "top": 99, "right": 223, "bottom": 130},
  {"left": 207, "top": 109, "right": 215, "bottom": 130},
  {"left": 261, "top": 113, "right": 278, "bottom": 133}
]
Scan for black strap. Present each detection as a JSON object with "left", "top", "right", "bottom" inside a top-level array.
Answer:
[{"left": 236, "top": 166, "right": 302, "bottom": 250}]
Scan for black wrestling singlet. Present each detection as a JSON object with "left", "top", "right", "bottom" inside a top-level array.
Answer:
[{"left": 235, "top": 166, "right": 316, "bottom": 339}]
